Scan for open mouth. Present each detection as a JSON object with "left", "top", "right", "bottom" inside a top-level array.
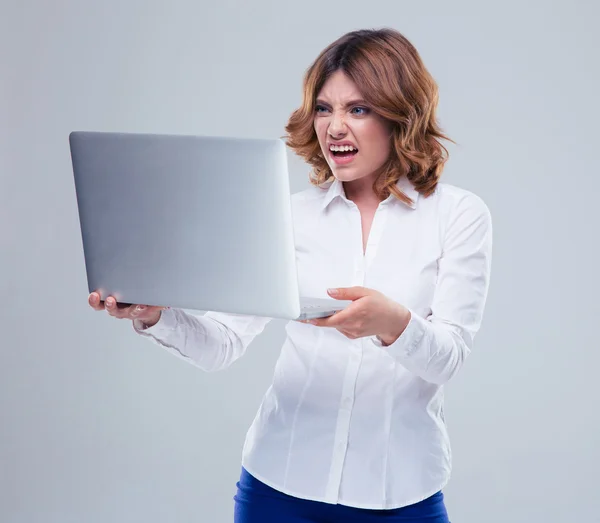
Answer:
[{"left": 329, "top": 144, "right": 358, "bottom": 163}]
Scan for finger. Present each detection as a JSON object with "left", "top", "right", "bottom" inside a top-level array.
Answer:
[
  {"left": 307, "top": 312, "right": 345, "bottom": 328},
  {"left": 104, "top": 296, "right": 116, "bottom": 316},
  {"left": 316, "top": 306, "right": 360, "bottom": 327},
  {"left": 88, "top": 291, "right": 105, "bottom": 311},
  {"left": 308, "top": 298, "right": 363, "bottom": 327},
  {"left": 128, "top": 304, "right": 167, "bottom": 322},
  {"left": 128, "top": 304, "right": 162, "bottom": 318},
  {"left": 327, "top": 286, "right": 374, "bottom": 301},
  {"left": 105, "top": 296, "right": 128, "bottom": 318},
  {"left": 129, "top": 304, "right": 147, "bottom": 317}
]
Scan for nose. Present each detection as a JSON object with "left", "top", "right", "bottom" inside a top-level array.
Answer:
[{"left": 328, "top": 111, "right": 347, "bottom": 139}]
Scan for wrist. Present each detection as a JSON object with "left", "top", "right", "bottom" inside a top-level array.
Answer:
[
  {"left": 378, "top": 305, "right": 411, "bottom": 346},
  {"left": 141, "top": 310, "right": 162, "bottom": 329}
]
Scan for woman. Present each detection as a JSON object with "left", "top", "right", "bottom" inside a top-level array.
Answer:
[{"left": 89, "top": 28, "right": 492, "bottom": 523}]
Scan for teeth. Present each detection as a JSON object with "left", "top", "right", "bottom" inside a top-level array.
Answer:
[{"left": 329, "top": 144, "right": 357, "bottom": 152}]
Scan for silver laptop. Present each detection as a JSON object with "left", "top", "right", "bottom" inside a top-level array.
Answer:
[{"left": 69, "top": 131, "right": 351, "bottom": 321}]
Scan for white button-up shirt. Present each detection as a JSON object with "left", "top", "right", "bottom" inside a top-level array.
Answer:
[{"left": 133, "top": 175, "right": 492, "bottom": 509}]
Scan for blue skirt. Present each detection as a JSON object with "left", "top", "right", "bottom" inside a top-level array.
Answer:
[{"left": 234, "top": 467, "right": 450, "bottom": 523}]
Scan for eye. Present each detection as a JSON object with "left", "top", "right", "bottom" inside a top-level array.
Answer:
[
  {"left": 315, "top": 104, "right": 329, "bottom": 114},
  {"left": 351, "top": 106, "right": 370, "bottom": 116}
]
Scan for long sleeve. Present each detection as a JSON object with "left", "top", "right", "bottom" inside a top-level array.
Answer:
[
  {"left": 374, "top": 192, "right": 493, "bottom": 385},
  {"left": 132, "top": 308, "right": 272, "bottom": 372}
]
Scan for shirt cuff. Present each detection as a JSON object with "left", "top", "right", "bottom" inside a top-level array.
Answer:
[
  {"left": 371, "top": 309, "right": 427, "bottom": 358},
  {"left": 132, "top": 307, "right": 178, "bottom": 336}
]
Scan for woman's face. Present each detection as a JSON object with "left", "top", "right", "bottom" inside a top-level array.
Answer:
[{"left": 314, "top": 70, "right": 392, "bottom": 185}]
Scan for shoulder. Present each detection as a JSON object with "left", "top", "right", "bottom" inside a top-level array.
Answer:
[
  {"left": 427, "top": 183, "right": 492, "bottom": 246},
  {"left": 291, "top": 184, "right": 328, "bottom": 208},
  {"left": 432, "top": 182, "right": 491, "bottom": 222},
  {"left": 290, "top": 185, "right": 330, "bottom": 233}
]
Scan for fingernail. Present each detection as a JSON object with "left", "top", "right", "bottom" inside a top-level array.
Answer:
[
  {"left": 106, "top": 299, "right": 112, "bottom": 307},
  {"left": 327, "top": 288, "right": 339, "bottom": 296}
]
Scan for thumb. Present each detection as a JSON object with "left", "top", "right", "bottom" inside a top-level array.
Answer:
[{"left": 327, "top": 286, "right": 373, "bottom": 301}]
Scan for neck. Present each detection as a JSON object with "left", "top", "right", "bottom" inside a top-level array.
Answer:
[{"left": 342, "top": 175, "right": 381, "bottom": 209}]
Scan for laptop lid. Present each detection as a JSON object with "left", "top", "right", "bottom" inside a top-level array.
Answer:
[{"left": 69, "top": 131, "right": 302, "bottom": 319}]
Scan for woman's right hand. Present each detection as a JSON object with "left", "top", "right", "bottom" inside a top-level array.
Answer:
[{"left": 88, "top": 291, "right": 166, "bottom": 328}]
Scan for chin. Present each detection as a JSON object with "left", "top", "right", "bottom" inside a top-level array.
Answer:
[{"left": 331, "top": 168, "right": 368, "bottom": 183}]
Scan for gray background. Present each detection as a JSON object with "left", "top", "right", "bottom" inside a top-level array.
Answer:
[{"left": 1, "top": 1, "right": 598, "bottom": 522}]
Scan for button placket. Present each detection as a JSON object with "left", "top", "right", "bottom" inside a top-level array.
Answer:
[
  {"left": 364, "top": 204, "right": 389, "bottom": 272},
  {"left": 325, "top": 341, "right": 363, "bottom": 502}
]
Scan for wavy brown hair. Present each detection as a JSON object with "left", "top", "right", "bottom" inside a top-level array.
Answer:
[{"left": 285, "top": 28, "right": 453, "bottom": 204}]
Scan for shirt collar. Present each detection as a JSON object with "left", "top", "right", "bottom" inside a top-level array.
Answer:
[{"left": 321, "top": 175, "right": 420, "bottom": 211}]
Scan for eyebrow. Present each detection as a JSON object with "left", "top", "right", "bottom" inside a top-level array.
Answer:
[{"left": 315, "top": 98, "right": 368, "bottom": 108}]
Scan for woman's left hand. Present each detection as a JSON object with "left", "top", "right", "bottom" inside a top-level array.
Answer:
[{"left": 303, "top": 287, "right": 411, "bottom": 345}]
